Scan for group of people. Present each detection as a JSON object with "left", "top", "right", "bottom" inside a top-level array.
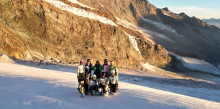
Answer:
[{"left": 77, "top": 59, "right": 118, "bottom": 97}]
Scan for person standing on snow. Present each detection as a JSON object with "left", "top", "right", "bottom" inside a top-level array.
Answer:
[
  {"left": 103, "top": 59, "right": 110, "bottom": 77},
  {"left": 109, "top": 72, "right": 118, "bottom": 94},
  {"left": 85, "top": 59, "right": 93, "bottom": 79},
  {"left": 108, "top": 61, "right": 119, "bottom": 90},
  {"left": 107, "top": 61, "right": 118, "bottom": 78},
  {"left": 94, "top": 61, "right": 103, "bottom": 79},
  {"left": 77, "top": 60, "right": 85, "bottom": 90}
]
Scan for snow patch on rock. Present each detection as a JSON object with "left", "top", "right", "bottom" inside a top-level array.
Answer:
[
  {"left": 116, "top": 17, "right": 173, "bottom": 43},
  {"left": 45, "top": 0, "right": 117, "bottom": 26},
  {"left": 141, "top": 17, "right": 182, "bottom": 37},
  {"left": 169, "top": 52, "right": 220, "bottom": 75},
  {"left": 141, "top": 28, "right": 174, "bottom": 43},
  {"left": 68, "top": 0, "right": 95, "bottom": 10},
  {"left": 123, "top": 31, "right": 141, "bottom": 53}
]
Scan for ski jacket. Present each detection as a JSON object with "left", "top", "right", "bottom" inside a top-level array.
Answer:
[
  {"left": 108, "top": 65, "right": 118, "bottom": 77},
  {"left": 99, "top": 77, "right": 109, "bottom": 85},
  {"left": 85, "top": 63, "right": 93, "bottom": 73},
  {"left": 85, "top": 63, "right": 93, "bottom": 78},
  {"left": 109, "top": 76, "right": 118, "bottom": 84},
  {"left": 94, "top": 64, "right": 103, "bottom": 78},
  {"left": 77, "top": 65, "right": 84, "bottom": 76},
  {"left": 103, "top": 64, "right": 109, "bottom": 73},
  {"left": 89, "top": 80, "right": 98, "bottom": 86}
]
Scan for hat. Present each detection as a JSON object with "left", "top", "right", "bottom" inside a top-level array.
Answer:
[
  {"left": 92, "top": 75, "right": 96, "bottom": 79},
  {"left": 104, "top": 59, "right": 108, "bottom": 62},
  {"left": 87, "top": 59, "right": 91, "bottom": 62},
  {"left": 80, "top": 60, "right": 83, "bottom": 64}
]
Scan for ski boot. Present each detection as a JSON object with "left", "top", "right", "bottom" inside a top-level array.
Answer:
[
  {"left": 90, "top": 90, "right": 94, "bottom": 96},
  {"left": 81, "top": 93, "right": 84, "bottom": 98},
  {"left": 77, "top": 88, "right": 80, "bottom": 93}
]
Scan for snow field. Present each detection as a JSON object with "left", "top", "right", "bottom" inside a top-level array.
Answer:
[{"left": 0, "top": 62, "right": 220, "bottom": 109}]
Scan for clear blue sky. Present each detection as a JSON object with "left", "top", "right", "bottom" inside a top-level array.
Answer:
[{"left": 148, "top": 0, "right": 220, "bottom": 19}]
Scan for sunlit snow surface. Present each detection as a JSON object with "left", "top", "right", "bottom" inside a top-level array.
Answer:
[{"left": 0, "top": 62, "right": 220, "bottom": 109}]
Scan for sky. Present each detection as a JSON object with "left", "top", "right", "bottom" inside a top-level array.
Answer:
[{"left": 148, "top": 0, "right": 220, "bottom": 19}]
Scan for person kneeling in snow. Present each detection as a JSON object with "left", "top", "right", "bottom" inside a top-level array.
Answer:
[
  {"left": 99, "top": 73, "right": 110, "bottom": 96},
  {"left": 109, "top": 71, "right": 118, "bottom": 94},
  {"left": 89, "top": 75, "right": 98, "bottom": 96}
]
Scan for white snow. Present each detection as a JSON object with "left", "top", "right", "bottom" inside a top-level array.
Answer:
[
  {"left": 123, "top": 31, "right": 141, "bottom": 53},
  {"left": 45, "top": 0, "right": 117, "bottom": 26},
  {"left": 169, "top": 52, "right": 220, "bottom": 75},
  {"left": 0, "top": 54, "right": 15, "bottom": 63},
  {"left": 141, "top": 27, "right": 174, "bottom": 43},
  {"left": 141, "top": 17, "right": 182, "bottom": 37},
  {"left": 116, "top": 17, "right": 173, "bottom": 43},
  {"left": 1, "top": 62, "right": 220, "bottom": 109},
  {"left": 141, "top": 62, "right": 156, "bottom": 72},
  {"left": 68, "top": 0, "right": 95, "bottom": 10}
]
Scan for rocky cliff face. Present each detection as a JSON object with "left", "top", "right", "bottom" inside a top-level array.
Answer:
[
  {"left": 1, "top": 0, "right": 219, "bottom": 70},
  {"left": 0, "top": 0, "right": 173, "bottom": 69},
  {"left": 79, "top": 0, "right": 220, "bottom": 65}
]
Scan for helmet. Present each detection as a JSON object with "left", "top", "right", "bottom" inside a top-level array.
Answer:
[{"left": 92, "top": 75, "right": 96, "bottom": 79}]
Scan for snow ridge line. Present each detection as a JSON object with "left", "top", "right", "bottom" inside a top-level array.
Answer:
[{"left": 44, "top": 0, "right": 117, "bottom": 26}]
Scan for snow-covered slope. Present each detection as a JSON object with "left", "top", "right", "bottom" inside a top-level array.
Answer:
[
  {"left": 170, "top": 52, "right": 220, "bottom": 75},
  {"left": 0, "top": 62, "right": 220, "bottom": 109}
]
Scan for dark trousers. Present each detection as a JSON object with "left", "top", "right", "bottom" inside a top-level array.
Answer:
[
  {"left": 110, "top": 84, "right": 116, "bottom": 93},
  {"left": 100, "top": 85, "right": 106, "bottom": 93},
  {"left": 89, "top": 86, "right": 97, "bottom": 92},
  {"left": 78, "top": 73, "right": 84, "bottom": 82},
  {"left": 85, "top": 83, "right": 89, "bottom": 94}
]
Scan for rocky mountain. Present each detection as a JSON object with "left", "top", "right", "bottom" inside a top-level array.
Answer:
[
  {"left": 0, "top": 0, "right": 220, "bottom": 70},
  {"left": 203, "top": 18, "right": 220, "bottom": 28}
]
